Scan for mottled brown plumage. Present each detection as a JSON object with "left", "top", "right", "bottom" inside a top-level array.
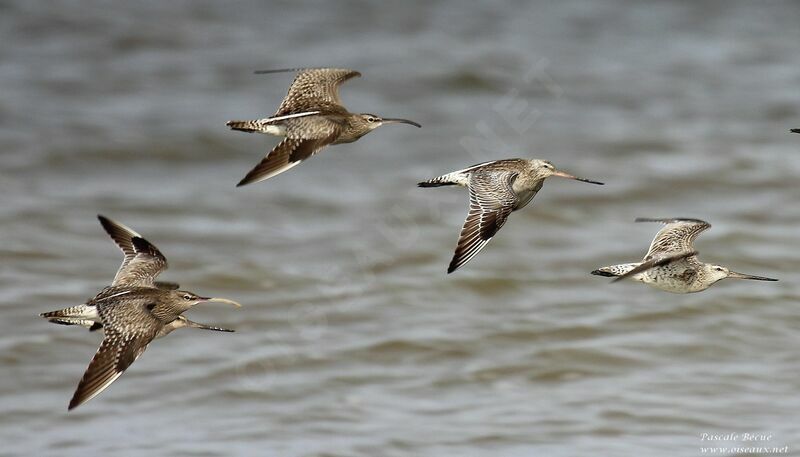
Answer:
[
  {"left": 40, "top": 215, "right": 240, "bottom": 410},
  {"left": 592, "top": 218, "right": 778, "bottom": 293},
  {"left": 419, "top": 159, "right": 603, "bottom": 273},
  {"left": 226, "top": 67, "right": 420, "bottom": 186}
]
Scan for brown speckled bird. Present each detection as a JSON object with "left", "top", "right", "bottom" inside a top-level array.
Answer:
[
  {"left": 40, "top": 216, "right": 240, "bottom": 410},
  {"left": 226, "top": 67, "right": 420, "bottom": 186},
  {"left": 419, "top": 159, "right": 603, "bottom": 273},
  {"left": 591, "top": 218, "right": 778, "bottom": 293}
]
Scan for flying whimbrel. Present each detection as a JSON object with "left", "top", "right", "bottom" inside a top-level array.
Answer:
[
  {"left": 40, "top": 216, "right": 241, "bottom": 410},
  {"left": 591, "top": 218, "right": 778, "bottom": 293},
  {"left": 419, "top": 159, "right": 603, "bottom": 273},
  {"left": 226, "top": 67, "right": 421, "bottom": 186}
]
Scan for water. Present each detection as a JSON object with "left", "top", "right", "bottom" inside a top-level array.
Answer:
[{"left": 2, "top": 1, "right": 800, "bottom": 455}]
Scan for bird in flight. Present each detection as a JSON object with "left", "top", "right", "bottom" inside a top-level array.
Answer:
[
  {"left": 227, "top": 67, "right": 421, "bottom": 186},
  {"left": 419, "top": 158, "right": 603, "bottom": 273},
  {"left": 591, "top": 218, "right": 778, "bottom": 293},
  {"left": 41, "top": 216, "right": 241, "bottom": 410}
]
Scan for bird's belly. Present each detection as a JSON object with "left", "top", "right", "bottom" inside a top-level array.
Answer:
[
  {"left": 645, "top": 281, "right": 692, "bottom": 294},
  {"left": 643, "top": 268, "right": 700, "bottom": 293}
]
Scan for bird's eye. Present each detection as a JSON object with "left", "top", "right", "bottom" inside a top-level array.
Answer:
[
  {"left": 368, "top": 117, "right": 377, "bottom": 122},
  {"left": 183, "top": 294, "right": 193, "bottom": 300}
]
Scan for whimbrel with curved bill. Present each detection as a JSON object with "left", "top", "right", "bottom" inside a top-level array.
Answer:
[
  {"left": 226, "top": 67, "right": 421, "bottom": 186},
  {"left": 591, "top": 218, "right": 778, "bottom": 293},
  {"left": 419, "top": 159, "right": 603, "bottom": 273},
  {"left": 40, "top": 215, "right": 241, "bottom": 410}
]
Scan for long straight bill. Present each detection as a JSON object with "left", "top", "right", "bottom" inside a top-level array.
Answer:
[{"left": 727, "top": 271, "right": 778, "bottom": 281}]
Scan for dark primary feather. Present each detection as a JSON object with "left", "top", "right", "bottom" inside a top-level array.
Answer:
[
  {"left": 98, "top": 215, "right": 169, "bottom": 288},
  {"left": 98, "top": 215, "right": 139, "bottom": 260}
]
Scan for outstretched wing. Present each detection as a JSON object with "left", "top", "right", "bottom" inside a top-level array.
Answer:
[
  {"left": 264, "top": 68, "right": 361, "bottom": 115},
  {"left": 236, "top": 116, "right": 343, "bottom": 186},
  {"left": 638, "top": 218, "right": 711, "bottom": 260},
  {"left": 68, "top": 302, "right": 160, "bottom": 410},
  {"left": 98, "top": 216, "right": 168, "bottom": 288},
  {"left": 448, "top": 171, "right": 518, "bottom": 274}
]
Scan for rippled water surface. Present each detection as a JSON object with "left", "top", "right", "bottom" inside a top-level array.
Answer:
[{"left": 2, "top": 1, "right": 800, "bottom": 456}]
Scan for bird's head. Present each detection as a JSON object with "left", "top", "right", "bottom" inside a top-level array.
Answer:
[
  {"left": 532, "top": 160, "right": 604, "bottom": 185},
  {"left": 704, "top": 264, "right": 731, "bottom": 284},
  {"left": 170, "top": 290, "right": 242, "bottom": 313}
]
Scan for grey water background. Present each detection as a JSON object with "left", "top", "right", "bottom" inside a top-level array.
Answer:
[{"left": 1, "top": 1, "right": 800, "bottom": 456}]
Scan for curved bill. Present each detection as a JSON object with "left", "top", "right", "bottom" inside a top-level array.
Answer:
[
  {"left": 199, "top": 297, "right": 243, "bottom": 308},
  {"left": 551, "top": 169, "right": 604, "bottom": 185},
  {"left": 727, "top": 271, "right": 778, "bottom": 281},
  {"left": 381, "top": 117, "right": 422, "bottom": 128}
]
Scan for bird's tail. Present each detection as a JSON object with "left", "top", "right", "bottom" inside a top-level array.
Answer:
[
  {"left": 591, "top": 263, "right": 641, "bottom": 277},
  {"left": 41, "top": 305, "right": 102, "bottom": 331},
  {"left": 40, "top": 304, "right": 96, "bottom": 319},
  {"left": 44, "top": 317, "right": 102, "bottom": 331},
  {"left": 41, "top": 307, "right": 79, "bottom": 319},
  {"left": 418, "top": 171, "right": 469, "bottom": 188},
  {"left": 226, "top": 120, "right": 262, "bottom": 133}
]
